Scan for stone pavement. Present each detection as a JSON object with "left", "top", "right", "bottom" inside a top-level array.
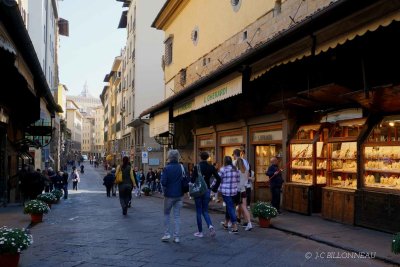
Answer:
[
  {"left": 6, "top": 163, "right": 388, "bottom": 266},
  {"left": 153, "top": 188, "right": 400, "bottom": 265}
]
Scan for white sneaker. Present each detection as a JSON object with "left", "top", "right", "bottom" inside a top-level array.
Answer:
[
  {"left": 161, "top": 234, "right": 171, "bottom": 242},
  {"left": 173, "top": 237, "right": 180, "bottom": 243},
  {"left": 245, "top": 223, "right": 253, "bottom": 231},
  {"left": 194, "top": 232, "right": 204, "bottom": 238},
  {"left": 209, "top": 226, "right": 216, "bottom": 238},
  {"left": 222, "top": 202, "right": 226, "bottom": 207}
]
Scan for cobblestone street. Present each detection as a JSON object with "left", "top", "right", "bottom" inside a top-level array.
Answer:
[{"left": 15, "top": 164, "right": 390, "bottom": 267}]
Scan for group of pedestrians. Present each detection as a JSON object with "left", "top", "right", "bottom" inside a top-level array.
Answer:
[
  {"left": 160, "top": 149, "right": 252, "bottom": 243},
  {"left": 19, "top": 164, "right": 82, "bottom": 203},
  {"left": 104, "top": 148, "right": 283, "bottom": 244}
]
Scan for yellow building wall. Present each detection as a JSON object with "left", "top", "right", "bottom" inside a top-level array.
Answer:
[{"left": 163, "top": 0, "right": 275, "bottom": 82}]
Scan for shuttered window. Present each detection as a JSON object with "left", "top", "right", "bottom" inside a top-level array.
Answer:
[{"left": 164, "top": 36, "right": 173, "bottom": 65}]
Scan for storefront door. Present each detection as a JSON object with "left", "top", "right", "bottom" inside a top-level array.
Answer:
[{"left": 250, "top": 125, "right": 283, "bottom": 202}]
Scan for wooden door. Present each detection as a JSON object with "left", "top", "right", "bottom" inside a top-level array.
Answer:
[
  {"left": 283, "top": 184, "right": 293, "bottom": 210},
  {"left": 292, "top": 186, "right": 310, "bottom": 214},
  {"left": 332, "top": 191, "right": 344, "bottom": 222},
  {"left": 342, "top": 193, "right": 355, "bottom": 224},
  {"left": 322, "top": 189, "right": 333, "bottom": 219}
]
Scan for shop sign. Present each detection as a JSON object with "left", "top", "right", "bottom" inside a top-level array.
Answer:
[
  {"left": 199, "top": 139, "right": 214, "bottom": 147},
  {"left": 253, "top": 130, "right": 282, "bottom": 142},
  {"left": 0, "top": 108, "right": 9, "bottom": 124},
  {"left": 142, "top": 151, "right": 149, "bottom": 164},
  {"left": 149, "top": 158, "right": 160, "bottom": 166},
  {"left": 220, "top": 135, "right": 243, "bottom": 145},
  {"left": 173, "top": 99, "right": 194, "bottom": 117},
  {"left": 195, "top": 76, "right": 242, "bottom": 110}
]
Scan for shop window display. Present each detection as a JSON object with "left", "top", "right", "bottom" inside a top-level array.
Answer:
[
  {"left": 290, "top": 125, "right": 327, "bottom": 184},
  {"left": 364, "top": 116, "right": 400, "bottom": 189},
  {"left": 327, "top": 118, "right": 366, "bottom": 189},
  {"left": 255, "top": 145, "right": 282, "bottom": 182}
]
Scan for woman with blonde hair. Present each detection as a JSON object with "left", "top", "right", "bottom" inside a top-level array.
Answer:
[{"left": 236, "top": 158, "right": 253, "bottom": 231}]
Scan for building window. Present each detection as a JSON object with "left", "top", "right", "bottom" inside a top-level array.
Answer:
[
  {"left": 231, "top": 0, "right": 242, "bottom": 12},
  {"left": 242, "top": 30, "right": 248, "bottom": 41},
  {"left": 179, "top": 69, "right": 187, "bottom": 86},
  {"left": 191, "top": 26, "right": 199, "bottom": 46},
  {"left": 164, "top": 36, "right": 173, "bottom": 65},
  {"left": 274, "top": 0, "right": 282, "bottom": 16}
]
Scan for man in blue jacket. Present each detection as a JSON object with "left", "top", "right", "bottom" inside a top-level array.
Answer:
[
  {"left": 266, "top": 157, "right": 284, "bottom": 213},
  {"left": 161, "top": 149, "right": 184, "bottom": 243}
]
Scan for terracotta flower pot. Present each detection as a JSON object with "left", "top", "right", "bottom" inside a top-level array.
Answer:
[
  {"left": 0, "top": 253, "right": 20, "bottom": 267},
  {"left": 30, "top": 213, "right": 43, "bottom": 223},
  {"left": 258, "top": 217, "right": 271, "bottom": 228},
  {"left": 144, "top": 191, "right": 150, "bottom": 196}
]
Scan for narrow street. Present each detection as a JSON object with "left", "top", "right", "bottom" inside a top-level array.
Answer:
[{"left": 19, "top": 164, "right": 388, "bottom": 267}]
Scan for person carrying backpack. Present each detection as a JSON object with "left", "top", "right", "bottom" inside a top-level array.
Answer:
[{"left": 191, "top": 151, "right": 221, "bottom": 238}]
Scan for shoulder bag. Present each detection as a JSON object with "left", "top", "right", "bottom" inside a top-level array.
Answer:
[
  {"left": 115, "top": 166, "right": 123, "bottom": 184},
  {"left": 189, "top": 164, "right": 208, "bottom": 198}
]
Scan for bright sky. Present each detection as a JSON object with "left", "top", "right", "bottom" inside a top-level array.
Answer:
[{"left": 58, "top": 0, "right": 126, "bottom": 98}]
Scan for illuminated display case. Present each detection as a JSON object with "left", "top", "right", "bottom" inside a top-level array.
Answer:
[
  {"left": 255, "top": 145, "right": 282, "bottom": 182},
  {"left": 285, "top": 124, "right": 328, "bottom": 215},
  {"left": 327, "top": 118, "right": 366, "bottom": 190},
  {"left": 363, "top": 116, "right": 400, "bottom": 190},
  {"left": 289, "top": 124, "right": 327, "bottom": 185}
]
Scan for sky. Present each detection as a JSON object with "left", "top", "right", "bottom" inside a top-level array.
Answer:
[{"left": 58, "top": 0, "right": 126, "bottom": 98}]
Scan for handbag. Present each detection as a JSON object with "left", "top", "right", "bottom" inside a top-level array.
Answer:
[
  {"left": 181, "top": 165, "right": 189, "bottom": 194},
  {"left": 115, "top": 167, "right": 123, "bottom": 184},
  {"left": 189, "top": 164, "right": 208, "bottom": 198}
]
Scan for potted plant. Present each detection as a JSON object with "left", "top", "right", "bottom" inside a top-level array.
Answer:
[
  {"left": 51, "top": 189, "right": 63, "bottom": 202},
  {"left": 36, "top": 193, "right": 57, "bottom": 208},
  {"left": 142, "top": 186, "right": 151, "bottom": 196},
  {"left": 23, "top": 200, "right": 50, "bottom": 223},
  {"left": 0, "top": 226, "right": 33, "bottom": 267},
  {"left": 251, "top": 201, "right": 278, "bottom": 228},
  {"left": 392, "top": 232, "right": 400, "bottom": 254}
]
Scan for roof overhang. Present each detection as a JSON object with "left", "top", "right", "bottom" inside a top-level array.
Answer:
[{"left": 152, "top": 0, "right": 189, "bottom": 30}]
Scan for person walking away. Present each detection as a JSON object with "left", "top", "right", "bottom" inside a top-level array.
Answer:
[
  {"left": 246, "top": 165, "right": 255, "bottom": 209},
  {"left": 71, "top": 167, "right": 80, "bottom": 191},
  {"left": 111, "top": 168, "right": 117, "bottom": 196},
  {"left": 155, "top": 168, "right": 162, "bottom": 193},
  {"left": 219, "top": 156, "right": 240, "bottom": 234},
  {"left": 80, "top": 164, "right": 84, "bottom": 174},
  {"left": 235, "top": 158, "right": 253, "bottom": 231},
  {"left": 62, "top": 171, "right": 69, "bottom": 199},
  {"left": 191, "top": 152, "right": 221, "bottom": 238},
  {"left": 47, "top": 167, "right": 56, "bottom": 192},
  {"left": 161, "top": 150, "right": 184, "bottom": 243},
  {"left": 146, "top": 168, "right": 155, "bottom": 191},
  {"left": 103, "top": 169, "right": 116, "bottom": 197},
  {"left": 115, "top": 156, "right": 137, "bottom": 215},
  {"left": 266, "top": 157, "right": 284, "bottom": 213}
]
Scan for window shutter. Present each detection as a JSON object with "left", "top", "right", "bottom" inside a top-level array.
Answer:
[{"left": 58, "top": 18, "right": 69, "bottom": 36}]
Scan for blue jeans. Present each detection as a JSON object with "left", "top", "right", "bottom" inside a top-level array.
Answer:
[
  {"left": 164, "top": 197, "right": 183, "bottom": 237},
  {"left": 63, "top": 184, "right": 68, "bottom": 199},
  {"left": 194, "top": 190, "right": 212, "bottom": 232},
  {"left": 222, "top": 195, "right": 237, "bottom": 224}
]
